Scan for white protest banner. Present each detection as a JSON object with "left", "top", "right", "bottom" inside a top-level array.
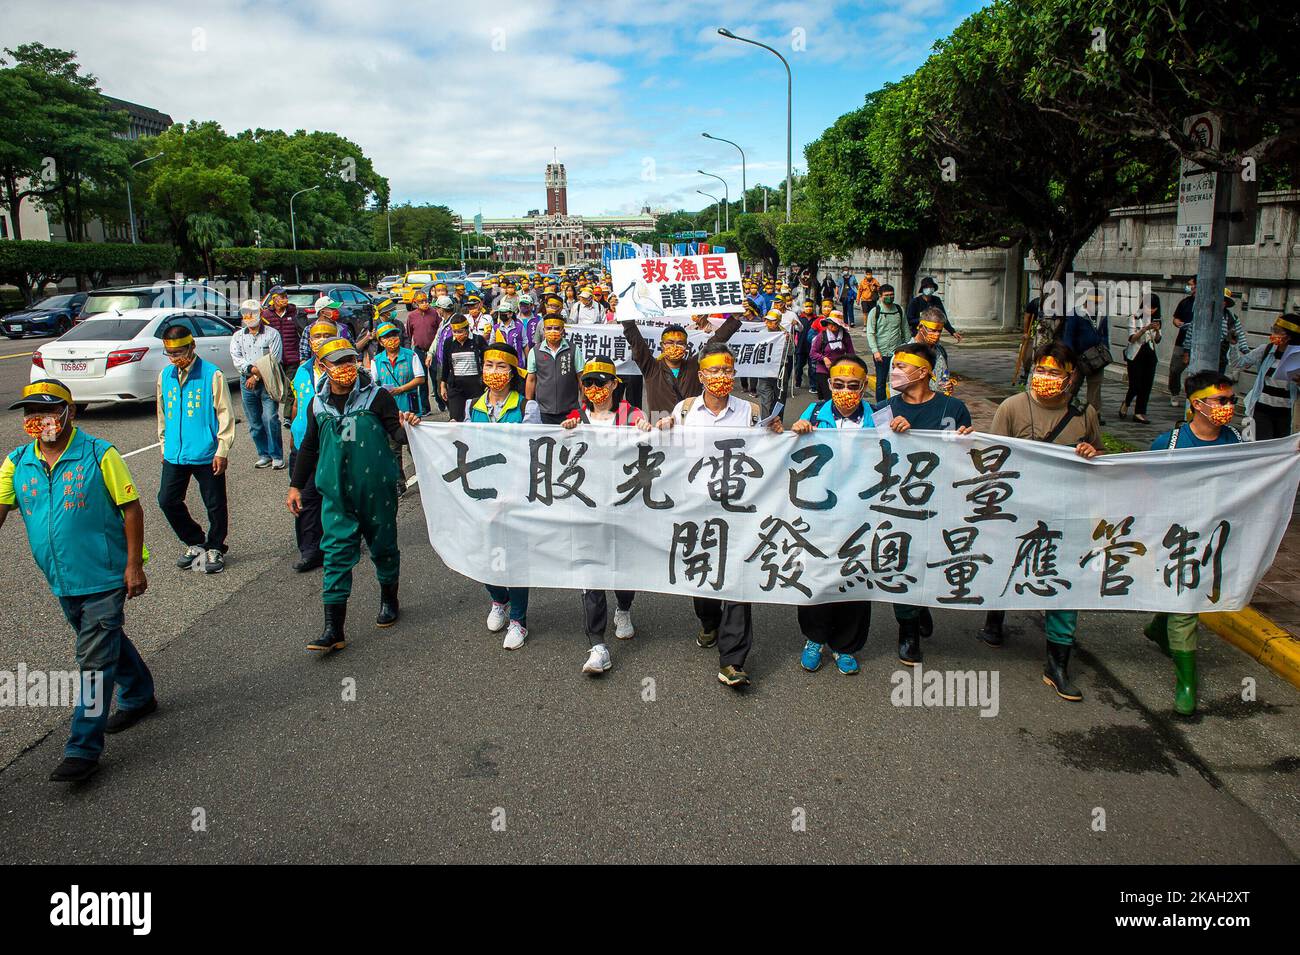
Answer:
[
  {"left": 407, "top": 423, "right": 1300, "bottom": 612},
  {"left": 565, "top": 322, "right": 787, "bottom": 378},
  {"left": 611, "top": 252, "right": 745, "bottom": 321}
]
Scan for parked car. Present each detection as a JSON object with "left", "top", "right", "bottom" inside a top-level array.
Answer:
[
  {"left": 375, "top": 275, "right": 401, "bottom": 296},
  {"left": 466, "top": 271, "right": 491, "bottom": 284},
  {"left": 259, "top": 283, "right": 376, "bottom": 337},
  {"left": 3, "top": 292, "right": 89, "bottom": 339},
  {"left": 77, "top": 283, "right": 238, "bottom": 325},
  {"left": 31, "top": 308, "right": 239, "bottom": 406}
]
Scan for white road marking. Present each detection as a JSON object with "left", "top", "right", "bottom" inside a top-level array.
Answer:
[{"left": 122, "top": 441, "right": 161, "bottom": 459}]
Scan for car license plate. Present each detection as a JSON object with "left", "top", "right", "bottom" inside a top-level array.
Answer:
[
  {"left": 10, "top": 324, "right": 22, "bottom": 333},
  {"left": 59, "top": 360, "right": 88, "bottom": 373}
]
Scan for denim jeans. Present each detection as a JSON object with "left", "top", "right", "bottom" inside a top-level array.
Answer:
[
  {"left": 485, "top": 584, "right": 529, "bottom": 625},
  {"left": 241, "top": 380, "right": 283, "bottom": 459},
  {"left": 57, "top": 587, "right": 154, "bottom": 761}
]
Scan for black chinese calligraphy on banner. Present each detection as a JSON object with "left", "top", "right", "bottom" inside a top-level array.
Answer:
[{"left": 407, "top": 423, "right": 1300, "bottom": 612}]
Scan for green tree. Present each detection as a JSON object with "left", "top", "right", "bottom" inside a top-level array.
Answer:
[
  {"left": 804, "top": 87, "right": 944, "bottom": 302},
  {"left": 1024, "top": 0, "right": 1299, "bottom": 178},
  {"left": 0, "top": 44, "right": 130, "bottom": 242},
  {"left": 735, "top": 212, "right": 780, "bottom": 274},
  {"left": 908, "top": 2, "right": 1166, "bottom": 283}
]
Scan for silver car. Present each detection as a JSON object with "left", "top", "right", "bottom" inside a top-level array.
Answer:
[{"left": 31, "top": 308, "right": 240, "bottom": 405}]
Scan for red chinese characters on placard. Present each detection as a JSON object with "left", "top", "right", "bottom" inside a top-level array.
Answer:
[
  {"left": 641, "top": 260, "right": 668, "bottom": 284},
  {"left": 701, "top": 256, "right": 727, "bottom": 280}
]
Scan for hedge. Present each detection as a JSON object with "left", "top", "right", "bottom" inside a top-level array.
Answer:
[
  {"left": 0, "top": 240, "right": 178, "bottom": 304},
  {"left": 414, "top": 258, "right": 523, "bottom": 272}
]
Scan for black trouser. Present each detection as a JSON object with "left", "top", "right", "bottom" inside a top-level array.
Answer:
[
  {"left": 797, "top": 601, "right": 871, "bottom": 655},
  {"left": 795, "top": 343, "right": 810, "bottom": 387},
  {"left": 158, "top": 461, "right": 228, "bottom": 553},
  {"left": 540, "top": 411, "right": 569, "bottom": 425},
  {"left": 815, "top": 372, "right": 831, "bottom": 400},
  {"left": 1123, "top": 347, "right": 1157, "bottom": 416},
  {"left": 582, "top": 590, "right": 635, "bottom": 646},
  {"left": 446, "top": 386, "right": 481, "bottom": 422},
  {"left": 693, "top": 597, "right": 752, "bottom": 668},
  {"left": 1255, "top": 403, "right": 1292, "bottom": 440},
  {"left": 288, "top": 449, "right": 323, "bottom": 561}
]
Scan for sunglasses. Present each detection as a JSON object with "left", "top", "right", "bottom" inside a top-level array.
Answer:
[
  {"left": 830, "top": 380, "right": 864, "bottom": 391},
  {"left": 1196, "top": 395, "right": 1235, "bottom": 407}
]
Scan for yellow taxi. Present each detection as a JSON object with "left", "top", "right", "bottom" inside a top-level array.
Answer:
[{"left": 391, "top": 270, "right": 440, "bottom": 302}]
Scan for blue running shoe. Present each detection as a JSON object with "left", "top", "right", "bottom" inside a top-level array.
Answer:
[
  {"left": 833, "top": 652, "right": 859, "bottom": 675},
  {"left": 800, "top": 640, "right": 825, "bottom": 672}
]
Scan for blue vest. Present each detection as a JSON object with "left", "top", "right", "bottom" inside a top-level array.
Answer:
[
  {"left": 373, "top": 347, "right": 419, "bottom": 412},
  {"left": 8, "top": 430, "right": 128, "bottom": 597},
  {"left": 160, "top": 356, "right": 220, "bottom": 465},
  {"left": 291, "top": 358, "right": 322, "bottom": 449},
  {"left": 469, "top": 389, "right": 524, "bottom": 423}
]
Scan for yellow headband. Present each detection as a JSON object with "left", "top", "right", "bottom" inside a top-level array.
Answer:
[
  {"left": 20, "top": 381, "right": 73, "bottom": 405},
  {"left": 483, "top": 348, "right": 519, "bottom": 368},
  {"left": 1038, "top": 356, "right": 1071, "bottom": 372},
  {"left": 543, "top": 318, "right": 566, "bottom": 328},
  {"left": 309, "top": 321, "right": 338, "bottom": 337},
  {"left": 1275, "top": 317, "right": 1300, "bottom": 334},
  {"left": 893, "top": 352, "right": 933, "bottom": 373},
  {"left": 829, "top": 361, "right": 867, "bottom": 380},
  {"left": 919, "top": 319, "right": 943, "bottom": 331},
  {"left": 582, "top": 360, "right": 618, "bottom": 377},
  {"left": 450, "top": 318, "right": 470, "bottom": 329},
  {"left": 1189, "top": 384, "right": 1232, "bottom": 403},
  {"left": 317, "top": 339, "right": 356, "bottom": 361},
  {"left": 164, "top": 333, "right": 194, "bottom": 350},
  {"left": 698, "top": 352, "right": 735, "bottom": 371}
]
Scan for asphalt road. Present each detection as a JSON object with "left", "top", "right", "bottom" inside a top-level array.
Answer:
[{"left": 0, "top": 331, "right": 1296, "bottom": 863}]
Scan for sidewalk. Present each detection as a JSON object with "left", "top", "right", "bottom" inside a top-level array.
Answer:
[{"left": 945, "top": 339, "right": 1300, "bottom": 685}]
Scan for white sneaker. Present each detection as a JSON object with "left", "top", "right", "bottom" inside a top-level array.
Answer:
[
  {"left": 1170, "top": 397, "right": 1180, "bottom": 407},
  {"left": 486, "top": 602, "right": 509, "bottom": 632},
  {"left": 582, "top": 643, "right": 612, "bottom": 674},
  {"left": 271, "top": 458, "right": 286, "bottom": 470},
  {"left": 254, "top": 456, "right": 272, "bottom": 469},
  {"left": 613, "top": 609, "right": 635, "bottom": 640},
  {"left": 503, "top": 620, "right": 528, "bottom": 650}
]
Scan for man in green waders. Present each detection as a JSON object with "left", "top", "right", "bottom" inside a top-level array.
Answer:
[{"left": 286, "top": 338, "right": 420, "bottom": 652}]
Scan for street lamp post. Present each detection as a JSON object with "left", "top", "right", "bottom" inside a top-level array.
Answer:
[
  {"left": 386, "top": 204, "right": 392, "bottom": 251},
  {"left": 290, "top": 185, "right": 320, "bottom": 285},
  {"left": 126, "top": 153, "right": 163, "bottom": 244},
  {"left": 718, "top": 28, "right": 792, "bottom": 223},
  {"left": 702, "top": 133, "right": 746, "bottom": 213},
  {"left": 697, "top": 190, "right": 721, "bottom": 235},
  {"left": 698, "top": 170, "right": 730, "bottom": 232}
]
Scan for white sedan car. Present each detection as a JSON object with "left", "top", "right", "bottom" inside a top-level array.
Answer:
[{"left": 31, "top": 308, "right": 241, "bottom": 406}]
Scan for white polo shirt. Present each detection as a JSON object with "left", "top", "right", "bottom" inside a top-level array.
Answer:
[{"left": 670, "top": 393, "right": 758, "bottom": 428}]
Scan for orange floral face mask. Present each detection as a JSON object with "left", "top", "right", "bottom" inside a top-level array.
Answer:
[
  {"left": 326, "top": 363, "right": 358, "bottom": 387},
  {"left": 583, "top": 384, "right": 614, "bottom": 406},
  {"left": 483, "top": 370, "right": 513, "bottom": 392},
  {"left": 1030, "top": 374, "right": 1067, "bottom": 400}
]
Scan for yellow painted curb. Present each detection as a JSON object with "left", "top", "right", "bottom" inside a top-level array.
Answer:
[{"left": 1202, "top": 607, "right": 1300, "bottom": 691}]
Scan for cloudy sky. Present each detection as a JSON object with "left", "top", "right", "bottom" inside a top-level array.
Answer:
[{"left": 3, "top": 0, "right": 984, "bottom": 218}]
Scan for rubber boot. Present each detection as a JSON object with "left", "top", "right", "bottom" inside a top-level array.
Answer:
[
  {"left": 977, "top": 610, "right": 1005, "bottom": 647},
  {"left": 1171, "top": 649, "right": 1198, "bottom": 716},
  {"left": 308, "top": 603, "right": 347, "bottom": 653},
  {"left": 918, "top": 606, "right": 934, "bottom": 638},
  {"left": 376, "top": 581, "right": 400, "bottom": 627},
  {"left": 1043, "top": 642, "right": 1082, "bottom": 701},
  {"left": 898, "top": 618, "right": 922, "bottom": 667},
  {"left": 1143, "top": 614, "right": 1171, "bottom": 658}
]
